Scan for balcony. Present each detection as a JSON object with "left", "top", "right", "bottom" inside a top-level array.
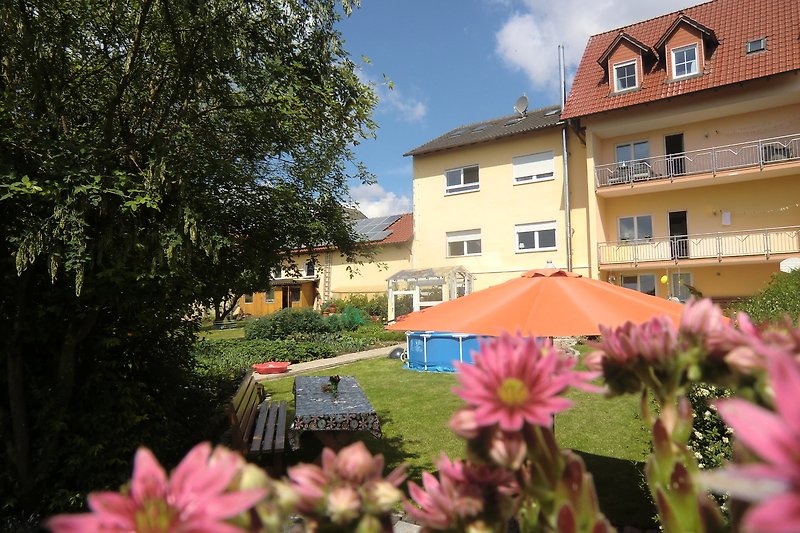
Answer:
[
  {"left": 598, "top": 226, "right": 800, "bottom": 266},
  {"left": 595, "top": 133, "right": 800, "bottom": 188}
]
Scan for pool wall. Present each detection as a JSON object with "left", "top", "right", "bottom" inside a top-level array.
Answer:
[{"left": 405, "top": 331, "right": 488, "bottom": 372}]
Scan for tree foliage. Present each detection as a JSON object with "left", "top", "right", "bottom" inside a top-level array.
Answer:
[
  {"left": 734, "top": 268, "right": 800, "bottom": 324},
  {"left": 0, "top": 0, "right": 375, "bottom": 517}
]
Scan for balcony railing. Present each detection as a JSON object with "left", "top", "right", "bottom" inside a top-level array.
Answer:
[
  {"left": 595, "top": 132, "right": 800, "bottom": 188},
  {"left": 598, "top": 226, "right": 800, "bottom": 265}
]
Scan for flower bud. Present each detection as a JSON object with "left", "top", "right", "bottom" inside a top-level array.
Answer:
[{"left": 327, "top": 486, "right": 361, "bottom": 524}]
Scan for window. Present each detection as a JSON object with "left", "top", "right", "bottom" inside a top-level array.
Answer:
[
  {"left": 613, "top": 60, "right": 638, "bottom": 92},
  {"left": 746, "top": 38, "right": 766, "bottom": 54},
  {"left": 516, "top": 221, "right": 557, "bottom": 252},
  {"left": 447, "top": 229, "right": 481, "bottom": 257},
  {"left": 304, "top": 260, "right": 315, "bottom": 277},
  {"left": 265, "top": 290, "right": 275, "bottom": 304},
  {"left": 619, "top": 215, "right": 653, "bottom": 242},
  {"left": 672, "top": 44, "right": 698, "bottom": 78},
  {"left": 445, "top": 165, "right": 479, "bottom": 194},
  {"left": 243, "top": 294, "right": 253, "bottom": 303},
  {"left": 616, "top": 141, "right": 649, "bottom": 164},
  {"left": 621, "top": 274, "right": 656, "bottom": 296},
  {"left": 512, "top": 152, "right": 555, "bottom": 184},
  {"left": 671, "top": 272, "right": 692, "bottom": 302},
  {"left": 290, "top": 287, "right": 301, "bottom": 304}
]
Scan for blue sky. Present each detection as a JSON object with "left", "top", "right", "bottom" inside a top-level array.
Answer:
[{"left": 335, "top": 0, "right": 695, "bottom": 217}]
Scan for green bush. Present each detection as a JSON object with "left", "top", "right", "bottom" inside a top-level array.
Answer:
[
  {"left": 734, "top": 269, "right": 800, "bottom": 324},
  {"left": 245, "top": 307, "right": 331, "bottom": 340},
  {"left": 329, "top": 294, "right": 388, "bottom": 321},
  {"left": 193, "top": 338, "right": 336, "bottom": 380},
  {"left": 338, "top": 305, "right": 369, "bottom": 330}
]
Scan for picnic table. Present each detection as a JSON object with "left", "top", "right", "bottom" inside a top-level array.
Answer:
[{"left": 288, "top": 376, "right": 382, "bottom": 450}]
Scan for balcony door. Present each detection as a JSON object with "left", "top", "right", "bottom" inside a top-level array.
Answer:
[
  {"left": 665, "top": 133, "right": 685, "bottom": 176},
  {"left": 669, "top": 211, "right": 688, "bottom": 260}
]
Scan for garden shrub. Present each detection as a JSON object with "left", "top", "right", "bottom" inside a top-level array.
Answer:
[
  {"left": 193, "top": 339, "right": 336, "bottom": 380},
  {"left": 338, "top": 305, "right": 368, "bottom": 330},
  {"left": 733, "top": 268, "right": 800, "bottom": 324},
  {"left": 328, "top": 294, "right": 388, "bottom": 321},
  {"left": 686, "top": 383, "right": 732, "bottom": 470},
  {"left": 244, "top": 308, "right": 331, "bottom": 340}
]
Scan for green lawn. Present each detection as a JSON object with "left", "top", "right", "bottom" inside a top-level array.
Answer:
[{"left": 261, "top": 355, "right": 656, "bottom": 528}]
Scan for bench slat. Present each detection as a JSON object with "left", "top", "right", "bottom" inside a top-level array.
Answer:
[
  {"left": 250, "top": 401, "right": 271, "bottom": 453},
  {"left": 274, "top": 401, "right": 287, "bottom": 453},
  {"left": 261, "top": 402, "right": 279, "bottom": 453}
]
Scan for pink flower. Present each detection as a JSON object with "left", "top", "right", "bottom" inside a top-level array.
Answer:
[
  {"left": 287, "top": 442, "right": 406, "bottom": 527},
  {"left": 713, "top": 351, "right": 800, "bottom": 532},
  {"left": 405, "top": 454, "right": 516, "bottom": 530},
  {"left": 454, "top": 334, "right": 599, "bottom": 432},
  {"left": 680, "top": 298, "right": 726, "bottom": 339},
  {"left": 47, "top": 443, "right": 266, "bottom": 533}
]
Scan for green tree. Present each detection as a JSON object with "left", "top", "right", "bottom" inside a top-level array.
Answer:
[
  {"left": 734, "top": 268, "right": 800, "bottom": 324},
  {"left": 0, "top": 0, "right": 375, "bottom": 516}
]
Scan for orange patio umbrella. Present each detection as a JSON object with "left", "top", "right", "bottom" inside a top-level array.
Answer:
[{"left": 386, "top": 269, "right": 685, "bottom": 337}]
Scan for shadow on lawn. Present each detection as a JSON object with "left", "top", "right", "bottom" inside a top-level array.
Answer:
[{"left": 575, "top": 450, "right": 657, "bottom": 530}]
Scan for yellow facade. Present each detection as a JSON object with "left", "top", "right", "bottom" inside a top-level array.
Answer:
[
  {"left": 238, "top": 241, "right": 413, "bottom": 318},
  {"left": 581, "top": 75, "right": 800, "bottom": 302},
  {"left": 411, "top": 126, "right": 589, "bottom": 291}
]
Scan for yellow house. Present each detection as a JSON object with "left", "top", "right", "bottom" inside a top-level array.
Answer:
[
  {"left": 562, "top": 0, "right": 800, "bottom": 304},
  {"left": 405, "top": 104, "right": 590, "bottom": 292},
  {"left": 238, "top": 213, "right": 413, "bottom": 317}
]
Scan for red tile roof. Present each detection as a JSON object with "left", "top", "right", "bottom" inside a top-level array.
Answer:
[
  {"left": 379, "top": 213, "right": 413, "bottom": 245},
  {"left": 563, "top": 0, "right": 800, "bottom": 119}
]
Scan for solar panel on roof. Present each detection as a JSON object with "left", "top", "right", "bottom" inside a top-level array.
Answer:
[{"left": 353, "top": 214, "right": 401, "bottom": 242}]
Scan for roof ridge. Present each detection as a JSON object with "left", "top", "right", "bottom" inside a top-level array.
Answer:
[{"left": 588, "top": 0, "right": 716, "bottom": 40}]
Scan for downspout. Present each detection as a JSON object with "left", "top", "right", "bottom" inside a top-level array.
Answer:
[{"left": 559, "top": 44, "right": 573, "bottom": 272}]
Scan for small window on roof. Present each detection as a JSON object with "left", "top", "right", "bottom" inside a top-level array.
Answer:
[
  {"left": 504, "top": 117, "right": 523, "bottom": 127},
  {"left": 471, "top": 124, "right": 488, "bottom": 133},
  {"left": 746, "top": 38, "right": 766, "bottom": 54}
]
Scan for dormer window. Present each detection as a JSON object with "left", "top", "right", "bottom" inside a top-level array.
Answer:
[
  {"left": 614, "top": 60, "right": 638, "bottom": 92},
  {"left": 671, "top": 44, "right": 698, "bottom": 78}
]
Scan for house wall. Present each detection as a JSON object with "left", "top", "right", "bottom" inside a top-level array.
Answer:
[
  {"left": 412, "top": 126, "right": 589, "bottom": 291},
  {"left": 238, "top": 242, "right": 413, "bottom": 318},
  {"left": 579, "top": 76, "right": 800, "bottom": 299},
  {"left": 594, "top": 102, "right": 800, "bottom": 166},
  {"left": 601, "top": 174, "right": 800, "bottom": 240}
]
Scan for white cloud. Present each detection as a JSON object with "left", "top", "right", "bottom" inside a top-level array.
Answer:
[
  {"left": 350, "top": 184, "right": 411, "bottom": 218},
  {"left": 356, "top": 67, "right": 427, "bottom": 123},
  {"left": 495, "top": 0, "right": 697, "bottom": 94}
]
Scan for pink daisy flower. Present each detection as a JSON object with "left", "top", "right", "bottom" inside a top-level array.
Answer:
[
  {"left": 405, "top": 454, "right": 516, "bottom": 530},
  {"left": 454, "top": 334, "right": 599, "bottom": 432},
  {"left": 713, "top": 350, "right": 800, "bottom": 532},
  {"left": 47, "top": 443, "right": 266, "bottom": 533}
]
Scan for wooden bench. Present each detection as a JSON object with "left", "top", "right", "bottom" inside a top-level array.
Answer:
[{"left": 227, "top": 375, "right": 287, "bottom": 474}]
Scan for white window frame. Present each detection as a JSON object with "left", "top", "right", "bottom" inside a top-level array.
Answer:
[
  {"left": 265, "top": 290, "right": 275, "bottom": 304},
  {"left": 243, "top": 293, "right": 254, "bottom": 304},
  {"left": 446, "top": 229, "right": 482, "bottom": 257},
  {"left": 613, "top": 59, "right": 638, "bottom": 92},
  {"left": 621, "top": 274, "right": 656, "bottom": 296},
  {"left": 618, "top": 215, "right": 653, "bottom": 242},
  {"left": 515, "top": 221, "right": 557, "bottom": 253},
  {"left": 671, "top": 44, "right": 698, "bottom": 79},
  {"left": 512, "top": 151, "right": 555, "bottom": 184},
  {"left": 615, "top": 140, "right": 650, "bottom": 164},
  {"left": 445, "top": 165, "right": 480, "bottom": 195},
  {"left": 670, "top": 272, "right": 693, "bottom": 302}
]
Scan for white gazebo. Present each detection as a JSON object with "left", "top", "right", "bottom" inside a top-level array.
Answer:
[{"left": 386, "top": 266, "right": 474, "bottom": 322}]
